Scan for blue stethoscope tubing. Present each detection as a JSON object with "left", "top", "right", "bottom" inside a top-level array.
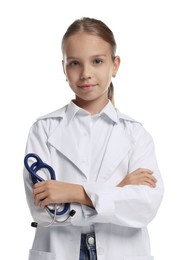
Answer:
[{"left": 24, "top": 153, "right": 70, "bottom": 216}]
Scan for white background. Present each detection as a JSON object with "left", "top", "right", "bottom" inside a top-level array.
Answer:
[{"left": 0, "top": 0, "right": 185, "bottom": 259}]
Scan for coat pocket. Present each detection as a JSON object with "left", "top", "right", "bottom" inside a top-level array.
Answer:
[
  {"left": 29, "top": 249, "right": 56, "bottom": 260},
  {"left": 124, "top": 257, "right": 154, "bottom": 260}
]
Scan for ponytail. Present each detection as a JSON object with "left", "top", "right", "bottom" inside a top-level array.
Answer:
[{"left": 108, "top": 82, "right": 115, "bottom": 106}]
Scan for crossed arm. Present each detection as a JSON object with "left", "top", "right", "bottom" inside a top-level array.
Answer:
[{"left": 33, "top": 168, "right": 157, "bottom": 209}]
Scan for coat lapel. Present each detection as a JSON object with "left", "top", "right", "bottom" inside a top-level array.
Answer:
[
  {"left": 47, "top": 119, "right": 85, "bottom": 175},
  {"left": 96, "top": 122, "right": 132, "bottom": 182}
]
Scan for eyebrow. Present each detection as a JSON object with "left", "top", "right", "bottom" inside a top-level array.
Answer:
[{"left": 66, "top": 54, "right": 107, "bottom": 60}]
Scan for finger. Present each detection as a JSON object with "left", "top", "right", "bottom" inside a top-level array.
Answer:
[
  {"left": 150, "top": 176, "right": 157, "bottom": 183},
  {"left": 141, "top": 181, "right": 156, "bottom": 187},
  {"left": 34, "top": 181, "right": 46, "bottom": 189},
  {"left": 138, "top": 171, "right": 157, "bottom": 182},
  {"left": 33, "top": 185, "right": 46, "bottom": 196},
  {"left": 133, "top": 172, "right": 157, "bottom": 187},
  {"left": 143, "top": 176, "right": 157, "bottom": 187},
  {"left": 34, "top": 191, "right": 48, "bottom": 206},
  {"left": 145, "top": 179, "right": 156, "bottom": 187},
  {"left": 139, "top": 168, "right": 153, "bottom": 174},
  {"left": 133, "top": 172, "right": 153, "bottom": 181},
  {"left": 144, "top": 173, "right": 157, "bottom": 183},
  {"left": 132, "top": 168, "right": 153, "bottom": 175},
  {"left": 39, "top": 198, "right": 52, "bottom": 209}
]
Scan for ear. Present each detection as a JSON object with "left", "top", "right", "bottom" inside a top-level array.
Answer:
[
  {"left": 62, "top": 60, "right": 68, "bottom": 81},
  {"left": 62, "top": 60, "right": 66, "bottom": 75},
  {"left": 112, "top": 56, "right": 121, "bottom": 77}
]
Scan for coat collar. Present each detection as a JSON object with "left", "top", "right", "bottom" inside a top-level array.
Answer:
[
  {"left": 65, "top": 100, "right": 120, "bottom": 124},
  {"left": 38, "top": 101, "right": 140, "bottom": 125}
]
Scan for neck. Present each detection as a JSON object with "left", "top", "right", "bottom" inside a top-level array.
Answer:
[{"left": 73, "top": 98, "right": 109, "bottom": 115}]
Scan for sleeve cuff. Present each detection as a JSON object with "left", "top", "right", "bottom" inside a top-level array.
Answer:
[{"left": 83, "top": 183, "right": 115, "bottom": 223}]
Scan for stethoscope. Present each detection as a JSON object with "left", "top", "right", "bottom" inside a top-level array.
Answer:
[{"left": 24, "top": 153, "right": 76, "bottom": 227}]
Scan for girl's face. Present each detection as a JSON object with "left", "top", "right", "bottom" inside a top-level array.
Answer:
[{"left": 62, "top": 32, "right": 120, "bottom": 112}]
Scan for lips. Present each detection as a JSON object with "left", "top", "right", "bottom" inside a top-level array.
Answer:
[{"left": 78, "top": 84, "right": 97, "bottom": 90}]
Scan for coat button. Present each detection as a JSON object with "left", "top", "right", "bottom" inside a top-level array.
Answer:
[
  {"left": 97, "top": 247, "right": 104, "bottom": 255},
  {"left": 87, "top": 236, "right": 95, "bottom": 245}
]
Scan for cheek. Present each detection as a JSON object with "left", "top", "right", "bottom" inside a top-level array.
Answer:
[
  {"left": 104, "top": 68, "right": 114, "bottom": 82},
  {"left": 66, "top": 69, "right": 79, "bottom": 83}
]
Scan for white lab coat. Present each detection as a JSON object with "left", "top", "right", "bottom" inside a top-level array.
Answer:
[{"left": 23, "top": 104, "right": 164, "bottom": 260}]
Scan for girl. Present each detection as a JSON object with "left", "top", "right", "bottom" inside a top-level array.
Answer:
[{"left": 23, "top": 17, "right": 164, "bottom": 260}]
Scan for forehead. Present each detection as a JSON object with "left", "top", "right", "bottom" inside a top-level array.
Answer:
[{"left": 63, "top": 32, "right": 111, "bottom": 57}]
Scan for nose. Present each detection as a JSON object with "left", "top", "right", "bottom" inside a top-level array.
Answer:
[{"left": 80, "top": 64, "right": 92, "bottom": 80}]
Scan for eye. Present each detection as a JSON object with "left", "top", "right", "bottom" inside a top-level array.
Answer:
[
  {"left": 93, "top": 59, "right": 103, "bottom": 65},
  {"left": 68, "top": 60, "right": 80, "bottom": 67}
]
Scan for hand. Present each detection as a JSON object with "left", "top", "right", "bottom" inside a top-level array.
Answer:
[
  {"left": 33, "top": 180, "right": 93, "bottom": 209},
  {"left": 117, "top": 168, "right": 157, "bottom": 188},
  {"left": 33, "top": 180, "right": 74, "bottom": 209}
]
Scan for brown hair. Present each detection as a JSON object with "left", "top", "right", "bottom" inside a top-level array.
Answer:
[{"left": 61, "top": 17, "right": 117, "bottom": 105}]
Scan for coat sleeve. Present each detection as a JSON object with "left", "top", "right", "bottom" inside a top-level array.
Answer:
[
  {"left": 82, "top": 123, "right": 164, "bottom": 228},
  {"left": 23, "top": 119, "right": 74, "bottom": 226}
]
